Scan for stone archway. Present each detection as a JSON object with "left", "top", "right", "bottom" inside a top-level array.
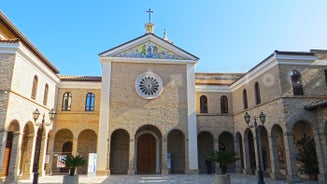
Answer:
[
  {"left": 197, "top": 131, "right": 214, "bottom": 174},
  {"left": 259, "top": 127, "right": 271, "bottom": 174},
  {"left": 292, "top": 121, "right": 319, "bottom": 180},
  {"left": 135, "top": 125, "right": 162, "bottom": 174},
  {"left": 77, "top": 129, "right": 97, "bottom": 174},
  {"left": 219, "top": 131, "right": 235, "bottom": 172},
  {"left": 110, "top": 129, "right": 130, "bottom": 174},
  {"left": 244, "top": 128, "right": 256, "bottom": 175},
  {"left": 271, "top": 124, "right": 287, "bottom": 179},
  {"left": 19, "top": 122, "right": 35, "bottom": 179},
  {"left": 2, "top": 120, "right": 20, "bottom": 184},
  {"left": 167, "top": 129, "right": 185, "bottom": 174},
  {"left": 53, "top": 129, "right": 73, "bottom": 174}
]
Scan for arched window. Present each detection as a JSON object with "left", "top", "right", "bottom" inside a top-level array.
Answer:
[
  {"left": 254, "top": 82, "right": 261, "bottom": 105},
  {"left": 62, "top": 92, "right": 72, "bottom": 111},
  {"left": 85, "top": 92, "right": 95, "bottom": 111},
  {"left": 200, "top": 95, "right": 208, "bottom": 113},
  {"left": 43, "top": 84, "right": 49, "bottom": 105},
  {"left": 31, "top": 75, "right": 38, "bottom": 99},
  {"left": 243, "top": 89, "right": 248, "bottom": 109},
  {"left": 290, "top": 70, "right": 303, "bottom": 95},
  {"left": 220, "top": 95, "right": 229, "bottom": 114}
]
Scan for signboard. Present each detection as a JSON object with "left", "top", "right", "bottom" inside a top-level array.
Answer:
[
  {"left": 87, "top": 153, "right": 97, "bottom": 177},
  {"left": 57, "top": 155, "right": 66, "bottom": 168}
]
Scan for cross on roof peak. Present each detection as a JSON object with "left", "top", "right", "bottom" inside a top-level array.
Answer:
[{"left": 146, "top": 8, "right": 154, "bottom": 23}]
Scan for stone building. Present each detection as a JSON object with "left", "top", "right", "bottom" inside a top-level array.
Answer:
[{"left": 0, "top": 11, "right": 326, "bottom": 184}]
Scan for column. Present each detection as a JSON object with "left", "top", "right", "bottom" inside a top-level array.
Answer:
[
  {"left": 5, "top": 131, "right": 22, "bottom": 184},
  {"left": 283, "top": 132, "right": 301, "bottom": 183},
  {"left": 268, "top": 135, "right": 282, "bottom": 180},
  {"left": 242, "top": 137, "right": 251, "bottom": 175},
  {"left": 214, "top": 138, "right": 221, "bottom": 174},
  {"left": 161, "top": 138, "right": 168, "bottom": 175},
  {"left": 39, "top": 134, "right": 48, "bottom": 176},
  {"left": 22, "top": 134, "right": 35, "bottom": 179},
  {"left": 96, "top": 60, "right": 111, "bottom": 176},
  {"left": 234, "top": 138, "right": 242, "bottom": 173},
  {"left": 128, "top": 139, "right": 135, "bottom": 175},
  {"left": 314, "top": 132, "right": 327, "bottom": 183},
  {"left": 0, "top": 130, "right": 7, "bottom": 184},
  {"left": 72, "top": 137, "right": 78, "bottom": 156},
  {"left": 186, "top": 64, "right": 198, "bottom": 174}
]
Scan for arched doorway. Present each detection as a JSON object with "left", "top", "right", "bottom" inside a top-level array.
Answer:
[
  {"left": 53, "top": 129, "right": 73, "bottom": 174},
  {"left": 19, "top": 122, "right": 35, "bottom": 179},
  {"left": 245, "top": 128, "right": 256, "bottom": 175},
  {"left": 110, "top": 129, "right": 130, "bottom": 174},
  {"left": 197, "top": 131, "right": 214, "bottom": 174},
  {"left": 77, "top": 129, "right": 97, "bottom": 174},
  {"left": 271, "top": 124, "right": 286, "bottom": 178},
  {"left": 135, "top": 125, "right": 161, "bottom": 174},
  {"left": 167, "top": 129, "right": 185, "bottom": 174},
  {"left": 219, "top": 131, "right": 235, "bottom": 173}
]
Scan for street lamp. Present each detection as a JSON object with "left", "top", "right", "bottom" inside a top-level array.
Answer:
[
  {"left": 244, "top": 111, "right": 266, "bottom": 184},
  {"left": 32, "top": 108, "right": 56, "bottom": 184}
]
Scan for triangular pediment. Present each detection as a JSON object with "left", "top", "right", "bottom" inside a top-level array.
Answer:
[{"left": 99, "top": 34, "right": 199, "bottom": 62}]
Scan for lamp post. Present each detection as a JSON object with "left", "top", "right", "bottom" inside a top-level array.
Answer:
[
  {"left": 32, "top": 108, "right": 56, "bottom": 184},
  {"left": 244, "top": 111, "right": 266, "bottom": 184}
]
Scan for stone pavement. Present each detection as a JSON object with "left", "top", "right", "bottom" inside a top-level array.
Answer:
[{"left": 18, "top": 174, "right": 320, "bottom": 184}]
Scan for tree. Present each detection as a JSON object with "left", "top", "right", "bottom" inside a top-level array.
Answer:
[
  {"left": 207, "top": 150, "right": 240, "bottom": 174},
  {"left": 61, "top": 155, "right": 87, "bottom": 176}
]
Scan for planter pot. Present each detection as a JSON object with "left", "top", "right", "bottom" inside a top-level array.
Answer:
[
  {"left": 63, "top": 175, "right": 79, "bottom": 184},
  {"left": 308, "top": 173, "right": 318, "bottom": 181},
  {"left": 216, "top": 174, "right": 231, "bottom": 184}
]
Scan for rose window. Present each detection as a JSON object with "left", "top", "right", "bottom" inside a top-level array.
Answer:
[{"left": 135, "top": 72, "right": 163, "bottom": 99}]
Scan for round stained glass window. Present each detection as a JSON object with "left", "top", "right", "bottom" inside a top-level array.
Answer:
[{"left": 135, "top": 72, "right": 163, "bottom": 99}]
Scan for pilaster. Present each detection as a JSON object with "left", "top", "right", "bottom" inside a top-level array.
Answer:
[{"left": 283, "top": 132, "right": 301, "bottom": 183}]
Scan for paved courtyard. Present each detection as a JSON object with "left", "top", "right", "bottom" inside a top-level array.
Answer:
[{"left": 18, "top": 174, "right": 320, "bottom": 184}]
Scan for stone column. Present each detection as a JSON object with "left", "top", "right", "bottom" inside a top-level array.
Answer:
[
  {"left": 283, "top": 132, "right": 301, "bottom": 183},
  {"left": 242, "top": 137, "right": 252, "bottom": 174},
  {"left": 0, "top": 130, "right": 8, "bottom": 184},
  {"left": 184, "top": 138, "right": 190, "bottom": 174},
  {"left": 268, "top": 135, "right": 282, "bottom": 180},
  {"left": 22, "top": 134, "right": 35, "bottom": 179},
  {"left": 314, "top": 132, "right": 327, "bottom": 183},
  {"left": 96, "top": 60, "right": 111, "bottom": 176},
  {"left": 5, "top": 131, "right": 22, "bottom": 184},
  {"left": 234, "top": 137, "right": 242, "bottom": 173},
  {"left": 214, "top": 138, "right": 221, "bottom": 174},
  {"left": 39, "top": 134, "right": 48, "bottom": 176},
  {"left": 161, "top": 138, "right": 168, "bottom": 175},
  {"left": 47, "top": 133, "right": 55, "bottom": 175},
  {"left": 186, "top": 64, "right": 198, "bottom": 174},
  {"left": 128, "top": 139, "right": 135, "bottom": 175},
  {"left": 72, "top": 137, "right": 78, "bottom": 156}
]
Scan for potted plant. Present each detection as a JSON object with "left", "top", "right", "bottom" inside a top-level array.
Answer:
[
  {"left": 296, "top": 134, "right": 319, "bottom": 181},
  {"left": 61, "top": 155, "right": 87, "bottom": 184},
  {"left": 207, "top": 150, "right": 240, "bottom": 184}
]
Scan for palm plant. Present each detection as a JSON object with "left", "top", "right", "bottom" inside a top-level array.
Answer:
[
  {"left": 61, "top": 155, "right": 87, "bottom": 176},
  {"left": 207, "top": 150, "right": 240, "bottom": 174}
]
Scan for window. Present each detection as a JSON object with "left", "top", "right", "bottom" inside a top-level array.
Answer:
[
  {"left": 290, "top": 70, "right": 303, "bottom": 95},
  {"left": 254, "top": 82, "right": 261, "bottom": 105},
  {"left": 31, "top": 75, "right": 38, "bottom": 99},
  {"left": 243, "top": 89, "right": 248, "bottom": 109},
  {"left": 62, "top": 92, "right": 72, "bottom": 111},
  {"left": 200, "top": 95, "right": 208, "bottom": 113},
  {"left": 43, "top": 84, "right": 49, "bottom": 105},
  {"left": 85, "top": 92, "right": 95, "bottom": 111},
  {"left": 220, "top": 95, "right": 229, "bottom": 114}
]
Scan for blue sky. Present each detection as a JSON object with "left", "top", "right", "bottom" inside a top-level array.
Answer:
[{"left": 1, "top": 1, "right": 327, "bottom": 76}]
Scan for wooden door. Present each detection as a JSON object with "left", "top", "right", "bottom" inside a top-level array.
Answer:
[
  {"left": 2, "top": 132, "right": 13, "bottom": 177},
  {"left": 137, "top": 133, "right": 156, "bottom": 174}
]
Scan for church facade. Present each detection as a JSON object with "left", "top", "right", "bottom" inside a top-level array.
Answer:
[{"left": 0, "top": 11, "right": 327, "bottom": 184}]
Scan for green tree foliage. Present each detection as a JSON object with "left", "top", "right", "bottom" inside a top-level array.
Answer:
[
  {"left": 207, "top": 150, "right": 240, "bottom": 174},
  {"left": 61, "top": 155, "right": 87, "bottom": 176},
  {"left": 296, "top": 134, "right": 319, "bottom": 175}
]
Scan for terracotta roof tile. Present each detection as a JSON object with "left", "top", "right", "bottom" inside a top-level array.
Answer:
[
  {"left": 59, "top": 75, "right": 102, "bottom": 82},
  {"left": 0, "top": 38, "right": 19, "bottom": 43},
  {"left": 304, "top": 99, "right": 327, "bottom": 111}
]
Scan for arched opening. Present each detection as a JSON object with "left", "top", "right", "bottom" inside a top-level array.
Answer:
[
  {"left": 292, "top": 121, "right": 319, "bottom": 180},
  {"left": 167, "top": 129, "right": 185, "bottom": 174},
  {"left": 2, "top": 120, "right": 20, "bottom": 179},
  {"left": 135, "top": 125, "right": 162, "bottom": 174},
  {"left": 53, "top": 129, "right": 73, "bottom": 174},
  {"left": 245, "top": 128, "right": 256, "bottom": 175},
  {"left": 271, "top": 124, "right": 287, "bottom": 178},
  {"left": 110, "top": 129, "right": 130, "bottom": 174},
  {"left": 19, "top": 122, "right": 35, "bottom": 179},
  {"left": 197, "top": 131, "right": 214, "bottom": 174},
  {"left": 219, "top": 131, "right": 235, "bottom": 173},
  {"left": 77, "top": 129, "right": 97, "bottom": 174}
]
